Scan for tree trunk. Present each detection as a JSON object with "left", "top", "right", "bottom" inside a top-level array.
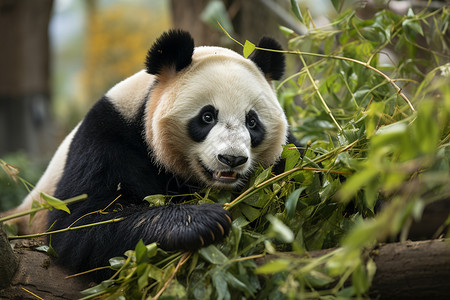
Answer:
[
  {"left": 170, "top": 0, "right": 300, "bottom": 49},
  {"left": 0, "top": 0, "right": 55, "bottom": 157},
  {"left": 170, "top": 0, "right": 223, "bottom": 46}
]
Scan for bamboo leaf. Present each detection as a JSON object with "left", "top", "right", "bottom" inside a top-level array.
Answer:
[
  {"left": 199, "top": 245, "right": 229, "bottom": 265},
  {"left": 40, "top": 192, "right": 70, "bottom": 214},
  {"left": 243, "top": 40, "right": 255, "bottom": 58},
  {"left": 255, "top": 259, "right": 290, "bottom": 274},
  {"left": 285, "top": 187, "right": 306, "bottom": 218},
  {"left": 290, "top": 0, "right": 303, "bottom": 23},
  {"left": 267, "top": 215, "right": 294, "bottom": 243}
]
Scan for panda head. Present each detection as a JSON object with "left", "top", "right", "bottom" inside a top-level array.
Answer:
[{"left": 144, "top": 30, "right": 288, "bottom": 188}]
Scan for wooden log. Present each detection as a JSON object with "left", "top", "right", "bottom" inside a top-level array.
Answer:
[
  {"left": 369, "top": 239, "right": 450, "bottom": 299},
  {"left": 0, "top": 238, "right": 90, "bottom": 300},
  {"left": 0, "top": 226, "right": 18, "bottom": 289},
  {"left": 1, "top": 236, "right": 449, "bottom": 299}
]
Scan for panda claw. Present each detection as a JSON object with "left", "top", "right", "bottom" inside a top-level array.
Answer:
[
  {"left": 209, "top": 230, "right": 215, "bottom": 241},
  {"left": 199, "top": 236, "right": 205, "bottom": 247},
  {"left": 224, "top": 214, "right": 232, "bottom": 224},
  {"left": 216, "top": 222, "right": 225, "bottom": 236}
]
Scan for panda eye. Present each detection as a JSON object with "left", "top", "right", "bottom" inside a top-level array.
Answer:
[
  {"left": 202, "top": 111, "right": 215, "bottom": 124},
  {"left": 247, "top": 117, "right": 257, "bottom": 129},
  {"left": 246, "top": 110, "right": 259, "bottom": 130}
]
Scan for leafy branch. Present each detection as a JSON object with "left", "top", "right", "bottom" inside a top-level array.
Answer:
[{"left": 0, "top": 194, "right": 88, "bottom": 223}]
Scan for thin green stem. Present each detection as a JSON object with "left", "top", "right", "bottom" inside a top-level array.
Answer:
[
  {"left": 8, "top": 217, "right": 124, "bottom": 240},
  {"left": 297, "top": 51, "right": 343, "bottom": 131}
]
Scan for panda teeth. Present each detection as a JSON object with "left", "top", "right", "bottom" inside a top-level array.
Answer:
[{"left": 213, "top": 171, "right": 238, "bottom": 181}]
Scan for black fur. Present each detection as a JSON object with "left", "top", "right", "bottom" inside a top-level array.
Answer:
[
  {"left": 272, "top": 131, "right": 303, "bottom": 175},
  {"left": 246, "top": 109, "right": 266, "bottom": 147},
  {"left": 145, "top": 29, "right": 194, "bottom": 75},
  {"left": 250, "top": 37, "right": 285, "bottom": 81},
  {"left": 49, "top": 97, "right": 231, "bottom": 277}
]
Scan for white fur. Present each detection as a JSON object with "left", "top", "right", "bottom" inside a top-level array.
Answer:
[{"left": 106, "top": 70, "right": 155, "bottom": 122}]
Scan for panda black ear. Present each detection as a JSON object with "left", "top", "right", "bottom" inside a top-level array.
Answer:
[
  {"left": 250, "top": 37, "right": 285, "bottom": 81},
  {"left": 146, "top": 30, "right": 195, "bottom": 76}
]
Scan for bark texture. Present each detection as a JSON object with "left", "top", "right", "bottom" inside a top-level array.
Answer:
[
  {"left": 0, "top": 238, "right": 90, "bottom": 300},
  {"left": 369, "top": 239, "right": 450, "bottom": 299}
]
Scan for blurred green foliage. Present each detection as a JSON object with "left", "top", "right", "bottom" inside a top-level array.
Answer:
[{"left": 0, "top": 153, "right": 45, "bottom": 211}]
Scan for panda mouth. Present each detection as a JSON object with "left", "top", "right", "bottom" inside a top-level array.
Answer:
[
  {"left": 199, "top": 162, "right": 239, "bottom": 184},
  {"left": 213, "top": 171, "right": 238, "bottom": 183}
]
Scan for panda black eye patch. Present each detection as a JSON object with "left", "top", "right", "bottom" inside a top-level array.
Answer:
[
  {"left": 246, "top": 110, "right": 266, "bottom": 147},
  {"left": 188, "top": 105, "right": 219, "bottom": 142}
]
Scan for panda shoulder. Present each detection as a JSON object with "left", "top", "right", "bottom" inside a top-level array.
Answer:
[{"left": 105, "top": 70, "right": 155, "bottom": 122}]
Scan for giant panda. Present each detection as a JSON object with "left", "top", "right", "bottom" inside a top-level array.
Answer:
[{"left": 6, "top": 30, "right": 294, "bottom": 276}]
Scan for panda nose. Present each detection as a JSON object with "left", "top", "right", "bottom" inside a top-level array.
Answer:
[{"left": 218, "top": 154, "right": 248, "bottom": 168}]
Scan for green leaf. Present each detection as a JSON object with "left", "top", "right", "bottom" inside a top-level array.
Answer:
[
  {"left": 81, "top": 280, "right": 115, "bottom": 295},
  {"left": 366, "top": 258, "right": 377, "bottom": 284},
  {"left": 365, "top": 101, "right": 385, "bottom": 138},
  {"left": 342, "top": 219, "right": 379, "bottom": 249},
  {"left": 412, "top": 101, "right": 439, "bottom": 155},
  {"left": 35, "top": 245, "right": 58, "bottom": 258},
  {"left": 137, "top": 265, "right": 150, "bottom": 291},
  {"left": 281, "top": 144, "right": 301, "bottom": 171},
  {"left": 199, "top": 245, "right": 229, "bottom": 264},
  {"left": 255, "top": 259, "right": 290, "bottom": 274},
  {"left": 279, "top": 25, "right": 295, "bottom": 37},
  {"left": 267, "top": 215, "right": 294, "bottom": 243},
  {"left": 253, "top": 167, "right": 272, "bottom": 186},
  {"left": 285, "top": 187, "right": 305, "bottom": 218},
  {"left": 330, "top": 0, "right": 341, "bottom": 12},
  {"left": 224, "top": 272, "right": 248, "bottom": 292},
  {"left": 337, "top": 286, "right": 355, "bottom": 297},
  {"left": 305, "top": 270, "right": 335, "bottom": 287},
  {"left": 135, "top": 239, "right": 147, "bottom": 264},
  {"left": 352, "top": 263, "right": 369, "bottom": 295},
  {"left": 212, "top": 271, "right": 230, "bottom": 300},
  {"left": 109, "top": 257, "right": 125, "bottom": 269},
  {"left": 161, "top": 279, "right": 186, "bottom": 298},
  {"left": 338, "top": 168, "right": 378, "bottom": 202},
  {"left": 243, "top": 40, "right": 256, "bottom": 58},
  {"left": 241, "top": 203, "right": 262, "bottom": 222},
  {"left": 403, "top": 19, "right": 424, "bottom": 36},
  {"left": 290, "top": 0, "right": 303, "bottom": 23},
  {"left": 145, "top": 242, "right": 159, "bottom": 258},
  {"left": 41, "top": 192, "right": 70, "bottom": 214},
  {"left": 143, "top": 194, "right": 166, "bottom": 206},
  {"left": 148, "top": 264, "right": 164, "bottom": 281}
]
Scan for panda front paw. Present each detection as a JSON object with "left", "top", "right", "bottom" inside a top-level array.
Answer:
[
  {"left": 188, "top": 203, "right": 232, "bottom": 249},
  {"left": 149, "top": 203, "right": 232, "bottom": 251}
]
